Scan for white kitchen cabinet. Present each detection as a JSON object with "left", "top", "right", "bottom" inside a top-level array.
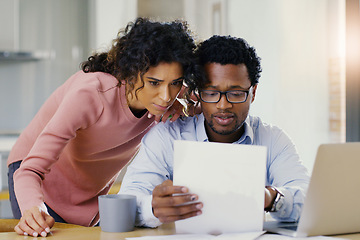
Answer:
[{"left": 0, "top": 0, "right": 19, "bottom": 51}]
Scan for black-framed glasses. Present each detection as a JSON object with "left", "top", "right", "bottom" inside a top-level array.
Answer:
[{"left": 199, "top": 88, "right": 251, "bottom": 103}]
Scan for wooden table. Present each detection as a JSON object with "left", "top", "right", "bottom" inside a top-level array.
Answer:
[
  {"left": 0, "top": 219, "right": 175, "bottom": 239},
  {"left": 1, "top": 219, "right": 360, "bottom": 239}
]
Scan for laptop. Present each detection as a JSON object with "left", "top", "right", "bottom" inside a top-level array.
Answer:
[{"left": 264, "top": 142, "right": 360, "bottom": 237}]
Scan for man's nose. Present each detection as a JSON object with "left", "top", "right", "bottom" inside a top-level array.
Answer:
[{"left": 216, "top": 94, "right": 232, "bottom": 109}]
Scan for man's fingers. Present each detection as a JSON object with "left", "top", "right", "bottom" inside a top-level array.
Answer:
[
  {"left": 153, "top": 180, "right": 188, "bottom": 197},
  {"left": 153, "top": 185, "right": 187, "bottom": 197},
  {"left": 158, "top": 210, "right": 202, "bottom": 223},
  {"left": 162, "top": 179, "right": 172, "bottom": 186},
  {"left": 154, "top": 202, "right": 203, "bottom": 217},
  {"left": 154, "top": 202, "right": 203, "bottom": 223},
  {"left": 152, "top": 193, "right": 198, "bottom": 208},
  {"left": 152, "top": 180, "right": 202, "bottom": 223}
]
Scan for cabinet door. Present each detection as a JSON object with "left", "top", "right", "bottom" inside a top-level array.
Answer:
[{"left": 0, "top": 0, "right": 18, "bottom": 50}]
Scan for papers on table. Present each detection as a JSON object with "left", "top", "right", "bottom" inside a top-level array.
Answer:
[
  {"left": 126, "top": 231, "right": 265, "bottom": 240},
  {"left": 126, "top": 232, "right": 346, "bottom": 240},
  {"left": 173, "top": 140, "right": 267, "bottom": 235}
]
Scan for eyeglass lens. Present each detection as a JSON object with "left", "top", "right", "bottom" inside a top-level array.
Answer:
[{"left": 200, "top": 90, "right": 248, "bottom": 103}]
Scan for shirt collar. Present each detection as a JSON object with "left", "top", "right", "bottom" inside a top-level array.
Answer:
[
  {"left": 195, "top": 114, "right": 209, "bottom": 142},
  {"left": 195, "top": 114, "right": 254, "bottom": 144},
  {"left": 235, "top": 116, "right": 254, "bottom": 144}
]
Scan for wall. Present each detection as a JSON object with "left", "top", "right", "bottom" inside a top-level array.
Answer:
[
  {"left": 185, "top": 0, "right": 345, "bottom": 172},
  {"left": 184, "top": 0, "right": 228, "bottom": 40},
  {"left": 138, "top": 0, "right": 184, "bottom": 20},
  {"left": 88, "top": 0, "right": 137, "bottom": 52},
  {"left": 227, "top": 0, "right": 345, "bottom": 171},
  {"left": 0, "top": 0, "right": 89, "bottom": 133},
  {"left": 0, "top": 0, "right": 19, "bottom": 50}
]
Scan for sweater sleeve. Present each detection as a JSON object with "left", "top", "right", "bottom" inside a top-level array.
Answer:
[{"left": 14, "top": 85, "right": 104, "bottom": 215}]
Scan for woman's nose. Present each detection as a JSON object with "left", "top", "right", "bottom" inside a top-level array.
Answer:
[{"left": 159, "top": 86, "right": 171, "bottom": 103}]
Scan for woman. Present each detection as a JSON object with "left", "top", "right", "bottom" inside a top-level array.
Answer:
[{"left": 7, "top": 17, "right": 198, "bottom": 237}]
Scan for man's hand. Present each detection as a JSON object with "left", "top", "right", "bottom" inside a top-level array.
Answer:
[
  {"left": 14, "top": 206, "right": 55, "bottom": 237},
  {"left": 264, "top": 187, "right": 277, "bottom": 210},
  {"left": 152, "top": 180, "right": 203, "bottom": 223}
]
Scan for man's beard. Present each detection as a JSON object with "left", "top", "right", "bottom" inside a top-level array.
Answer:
[{"left": 206, "top": 116, "right": 243, "bottom": 136}]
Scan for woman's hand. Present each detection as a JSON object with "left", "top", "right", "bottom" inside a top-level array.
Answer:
[
  {"left": 149, "top": 98, "right": 200, "bottom": 123},
  {"left": 14, "top": 205, "right": 55, "bottom": 237}
]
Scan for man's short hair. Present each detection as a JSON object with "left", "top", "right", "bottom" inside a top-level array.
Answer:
[{"left": 196, "top": 35, "right": 262, "bottom": 88}]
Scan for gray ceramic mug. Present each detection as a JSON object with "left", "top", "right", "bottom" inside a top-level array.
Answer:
[{"left": 98, "top": 194, "right": 137, "bottom": 232}]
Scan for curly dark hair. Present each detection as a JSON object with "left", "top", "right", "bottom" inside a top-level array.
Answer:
[
  {"left": 81, "top": 17, "right": 198, "bottom": 99},
  {"left": 195, "top": 35, "right": 262, "bottom": 89}
]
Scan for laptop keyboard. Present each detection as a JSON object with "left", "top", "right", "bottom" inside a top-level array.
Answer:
[{"left": 281, "top": 225, "right": 298, "bottom": 231}]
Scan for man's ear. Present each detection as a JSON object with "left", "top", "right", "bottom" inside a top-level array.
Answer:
[{"left": 250, "top": 84, "right": 258, "bottom": 103}]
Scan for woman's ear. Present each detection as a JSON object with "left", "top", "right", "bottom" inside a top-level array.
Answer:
[{"left": 250, "top": 84, "right": 258, "bottom": 103}]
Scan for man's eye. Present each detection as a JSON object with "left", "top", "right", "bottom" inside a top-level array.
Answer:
[
  {"left": 207, "top": 92, "right": 218, "bottom": 96},
  {"left": 229, "top": 92, "right": 244, "bottom": 97},
  {"left": 202, "top": 91, "right": 217, "bottom": 97}
]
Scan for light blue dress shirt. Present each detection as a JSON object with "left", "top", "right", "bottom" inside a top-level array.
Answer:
[{"left": 120, "top": 114, "right": 310, "bottom": 228}]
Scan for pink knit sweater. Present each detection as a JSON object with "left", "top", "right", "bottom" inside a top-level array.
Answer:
[{"left": 7, "top": 71, "right": 154, "bottom": 226}]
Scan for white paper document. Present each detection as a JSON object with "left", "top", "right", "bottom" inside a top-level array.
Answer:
[{"left": 173, "top": 140, "right": 267, "bottom": 235}]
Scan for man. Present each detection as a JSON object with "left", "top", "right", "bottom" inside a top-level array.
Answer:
[{"left": 119, "top": 35, "right": 309, "bottom": 228}]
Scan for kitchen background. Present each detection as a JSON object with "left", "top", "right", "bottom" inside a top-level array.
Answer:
[{"left": 0, "top": 0, "right": 358, "bottom": 218}]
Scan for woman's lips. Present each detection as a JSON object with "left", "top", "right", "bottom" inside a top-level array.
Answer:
[{"left": 153, "top": 103, "right": 169, "bottom": 112}]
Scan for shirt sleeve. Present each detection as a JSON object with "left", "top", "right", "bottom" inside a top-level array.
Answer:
[
  {"left": 266, "top": 127, "right": 310, "bottom": 222},
  {"left": 13, "top": 85, "right": 104, "bottom": 214},
  {"left": 119, "top": 122, "right": 174, "bottom": 228}
]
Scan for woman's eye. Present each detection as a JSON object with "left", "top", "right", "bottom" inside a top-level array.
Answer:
[
  {"left": 172, "top": 80, "right": 183, "bottom": 86},
  {"left": 149, "top": 81, "right": 159, "bottom": 86}
]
